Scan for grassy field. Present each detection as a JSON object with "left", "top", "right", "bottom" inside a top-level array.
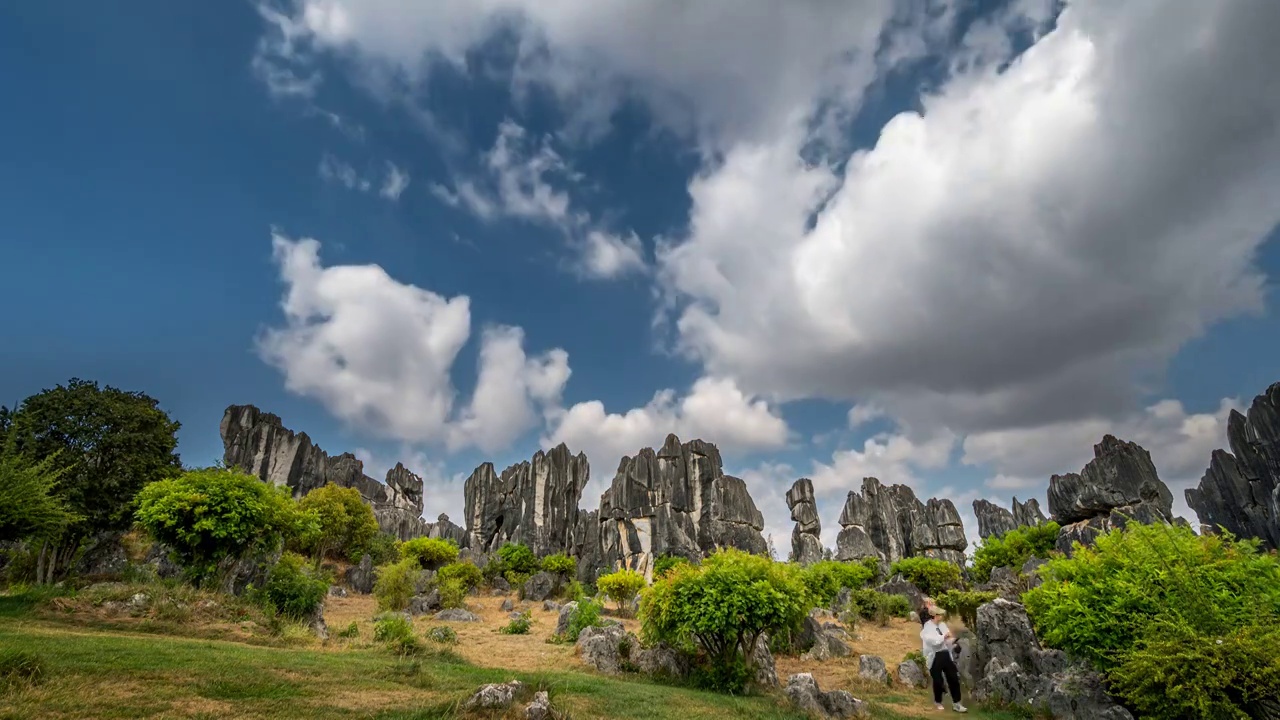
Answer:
[{"left": 0, "top": 589, "right": 1025, "bottom": 719}]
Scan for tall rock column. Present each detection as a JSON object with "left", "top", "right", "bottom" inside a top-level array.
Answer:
[
  {"left": 835, "top": 478, "right": 968, "bottom": 566},
  {"left": 786, "top": 478, "right": 823, "bottom": 565},
  {"left": 462, "top": 443, "right": 590, "bottom": 557},
  {"left": 974, "top": 497, "right": 1047, "bottom": 540}
]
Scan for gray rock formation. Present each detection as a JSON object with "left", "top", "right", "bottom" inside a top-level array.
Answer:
[
  {"left": 598, "top": 434, "right": 768, "bottom": 582},
  {"left": 220, "top": 404, "right": 431, "bottom": 539},
  {"left": 463, "top": 444, "right": 589, "bottom": 556},
  {"left": 345, "top": 554, "right": 376, "bottom": 594},
  {"left": 784, "top": 673, "right": 866, "bottom": 719},
  {"left": 524, "top": 690, "right": 552, "bottom": 720},
  {"left": 424, "top": 514, "right": 467, "bottom": 546},
  {"left": 973, "top": 497, "right": 1047, "bottom": 540},
  {"left": 960, "top": 599, "right": 1132, "bottom": 720},
  {"left": 408, "top": 590, "right": 441, "bottom": 616},
  {"left": 858, "top": 655, "right": 889, "bottom": 685},
  {"left": 462, "top": 680, "right": 526, "bottom": 711},
  {"left": 1048, "top": 435, "right": 1176, "bottom": 554},
  {"left": 787, "top": 478, "right": 824, "bottom": 565},
  {"left": 1186, "top": 382, "right": 1280, "bottom": 551},
  {"left": 799, "top": 612, "right": 852, "bottom": 661},
  {"left": 752, "top": 635, "right": 778, "bottom": 687},
  {"left": 569, "top": 508, "right": 602, "bottom": 583},
  {"left": 896, "top": 660, "right": 928, "bottom": 688},
  {"left": 633, "top": 643, "right": 690, "bottom": 678},
  {"left": 835, "top": 477, "right": 968, "bottom": 566},
  {"left": 554, "top": 601, "right": 578, "bottom": 638},
  {"left": 576, "top": 624, "right": 634, "bottom": 675},
  {"left": 433, "top": 608, "right": 480, "bottom": 622},
  {"left": 521, "top": 571, "right": 561, "bottom": 602}
]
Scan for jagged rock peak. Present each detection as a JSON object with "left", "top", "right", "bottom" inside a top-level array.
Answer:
[
  {"left": 973, "top": 497, "right": 1047, "bottom": 540},
  {"left": 462, "top": 443, "right": 589, "bottom": 557},
  {"left": 787, "top": 478, "right": 823, "bottom": 565},
  {"left": 598, "top": 434, "right": 767, "bottom": 581},
  {"left": 219, "top": 404, "right": 430, "bottom": 539},
  {"left": 835, "top": 477, "right": 967, "bottom": 566},
  {"left": 1186, "top": 382, "right": 1280, "bottom": 551}
]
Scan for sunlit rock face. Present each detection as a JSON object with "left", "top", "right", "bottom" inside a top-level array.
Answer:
[
  {"left": 835, "top": 477, "right": 968, "bottom": 567},
  {"left": 462, "top": 443, "right": 590, "bottom": 557}
]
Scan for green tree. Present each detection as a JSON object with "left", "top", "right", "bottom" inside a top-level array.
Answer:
[
  {"left": 399, "top": 537, "right": 459, "bottom": 570},
  {"left": 295, "top": 483, "right": 379, "bottom": 565},
  {"left": 597, "top": 568, "right": 646, "bottom": 613},
  {"left": 134, "top": 467, "right": 296, "bottom": 585},
  {"left": 799, "top": 560, "right": 875, "bottom": 605},
  {"left": 4, "top": 378, "right": 181, "bottom": 582},
  {"left": 0, "top": 438, "right": 79, "bottom": 543},
  {"left": 640, "top": 548, "right": 811, "bottom": 692},
  {"left": 970, "top": 521, "right": 1060, "bottom": 583}
]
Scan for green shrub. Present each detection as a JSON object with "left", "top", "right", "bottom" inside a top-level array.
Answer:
[
  {"left": 859, "top": 556, "right": 882, "bottom": 583},
  {"left": 540, "top": 552, "right": 577, "bottom": 577},
  {"left": 436, "top": 561, "right": 483, "bottom": 592},
  {"left": 399, "top": 537, "right": 459, "bottom": 570},
  {"left": 935, "top": 590, "right": 998, "bottom": 629},
  {"left": 497, "top": 543, "right": 538, "bottom": 575},
  {"left": 263, "top": 552, "right": 330, "bottom": 620},
  {"left": 971, "top": 521, "right": 1060, "bottom": 583},
  {"left": 597, "top": 569, "right": 646, "bottom": 613},
  {"left": 500, "top": 611, "right": 533, "bottom": 635},
  {"left": 336, "top": 621, "right": 359, "bottom": 639},
  {"left": 504, "top": 570, "right": 531, "bottom": 590},
  {"left": 850, "top": 590, "right": 911, "bottom": 626},
  {"left": 888, "top": 556, "right": 961, "bottom": 596},
  {"left": 438, "top": 579, "right": 467, "bottom": 609},
  {"left": 373, "top": 557, "right": 421, "bottom": 611},
  {"left": 640, "top": 548, "right": 810, "bottom": 693},
  {"left": 373, "top": 613, "right": 415, "bottom": 643},
  {"left": 800, "top": 560, "right": 875, "bottom": 605},
  {"left": 562, "top": 580, "right": 586, "bottom": 601},
  {"left": 559, "top": 598, "right": 605, "bottom": 643},
  {"left": 653, "top": 554, "right": 690, "bottom": 579},
  {"left": 295, "top": 482, "right": 380, "bottom": 564},
  {"left": 0, "top": 649, "right": 46, "bottom": 688},
  {"left": 359, "top": 532, "right": 401, "bottom": 566},
  {"left": 1108, "top": 617, "right": 1280, "bottom": 720},
  {"left": 426, "top": 625, "right": 458, "bottom": 645}
]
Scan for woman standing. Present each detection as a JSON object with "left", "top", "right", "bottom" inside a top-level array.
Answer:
[{"left": 920, "top": 606, "right": 967, "bottom": 713}]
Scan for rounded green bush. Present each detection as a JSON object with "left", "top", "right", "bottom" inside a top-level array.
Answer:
[
  {"left": 888, "top": 556, "right": 961, "bottom": 596},
  {"left": 264, "top": 551, "right": 329, "bottom": 620},
  {"left": 597, "top": 569, "right": 646, "bottom": 612},
  {"left": 373, "top": 557, "right": 421, "bottom": 611},
  {"left": 436, "top": 561, "right": 483, "bottom": 591},
  {"left": 800, "top": 560, "right": 875, "bottom": 605},
  {"left": 540, "top": 552, "right": 577, "bottom": 577},
  {"left": 399, "top": 537, "right": 459, "bottom": 569},
  {"left": 496, "top": 543, "right": 538, "bottom": 575},
  {"left": 971, "top": 521, "right": 1060, "bottom": 583}
]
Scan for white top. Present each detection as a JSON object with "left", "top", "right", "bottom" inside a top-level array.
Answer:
[{"left": 920, "top": 619, "right": 952, "bottom": 668}]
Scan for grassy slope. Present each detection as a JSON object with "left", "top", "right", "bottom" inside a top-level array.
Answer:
[{"left": 0, "top": 592, "right": 1023, "bottom": 720}]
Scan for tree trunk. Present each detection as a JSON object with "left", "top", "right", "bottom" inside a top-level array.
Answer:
[{"left": 36, "top": 541, "right": 48, "bottom": 585}]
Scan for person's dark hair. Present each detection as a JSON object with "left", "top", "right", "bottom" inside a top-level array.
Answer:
[{"left": 918, "top": 605, "right": 931, "bottom": 626}]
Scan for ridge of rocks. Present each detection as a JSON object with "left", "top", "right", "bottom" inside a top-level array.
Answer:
[{"left": 834, "top": 477, "right": 967, "bottom": 566}]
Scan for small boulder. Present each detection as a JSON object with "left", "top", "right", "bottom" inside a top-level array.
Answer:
[
  {"left": 433, "top": 608, "right": 480, "bottom": 622},
  {"left": 328, "top": 585, "right": 348, "bottom": 598},
  {"left": 462, "top": 679, "right": 526, "bottom": 710},
  {"left": 508, "top": 612, "right": 526, "bottom": 620},
  {"left": 785, "top": 673, "right": 867, "bottom": 718},
  {"left": 489, "top": 575, "right": 512, "bottom": 593},
  {"left": 345, "top": 554, "right": 376, "bottom": 594},
  {"left": 500, "top": 598, "right": 514, "bottom": 612},
  {"left": 542, "top": 600, "right": 562, "bottom": 612},
  {"left": 554, "top": 601, "right": 578, "bottom": 637},
  {"left": 522, "top": 571, "right": 561, "bottom": 602},
  {"left": 308, "top": 605, "right": 329, "bottom": 640},
  {"left": 896, "top": 660, "right": 928, "bottom": 688},
  {"left": 752, "top": 635, "right": 778, "bottom": 687},
  {"left": 858, "top": 655, "right": 889, "bottom": 685},
  {"left": 576, "top": 624, "right": 633, "bottom": 674},
  {"left": 407, "top": 590, "right": 441, "bottom": 616},
  {"left": 524, "top": 690, "right": 552, "bottom": 720},
  {"left": 632, "top": 642, "right": 690, "bottom": 678}
]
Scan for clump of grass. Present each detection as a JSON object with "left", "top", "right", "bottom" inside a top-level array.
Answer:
[
  {"left": 0, "top": 649, "right": 46, "bottom": 689},
  {"left": 426, "top": 625, "right": 457, "bottom": 645},
  {"left": 336, "top": 621, "right": 359, "bottom": 639},
  {"left": 500, "top": 611, "right": 532, "bottom": 635}
]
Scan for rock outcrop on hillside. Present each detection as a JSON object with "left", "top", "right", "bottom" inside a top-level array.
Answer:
[
  {"left": 220, "top": 404, "right": 431, "bottom": 539},
  {"left": 973, "top": 497, "right": 1047, "bottom": 539},
  {"left": 598, "top": 434, "right": 768, "bottom": 581},
  {"left": 787, "top": 478, "right": 824, "bottom": 565},
  {"left": 834, "top": 477, "right": 968, "bottom": 566},
  {"left": 1047, "top": 435, "right": 1176, "bottom": 554},
  {"left": 1186, "top": 382, "right": 1280, "bottom": 551},
  {"left": 462, "top": 444, "right": 589, "bottom": 556}
]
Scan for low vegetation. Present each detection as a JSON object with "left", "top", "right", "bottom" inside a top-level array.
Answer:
[
  {"left": 970, "top": 521, "right": 1060, "bottom": 584},
  {"left": 399, "top": 536, "right": 460, "bottom": 569},
  {"left": 887, "top": 556, "right": 961, "bottom": 596},
  {"left": 597, "top": 568, "right": 646, "bottom": 614}
]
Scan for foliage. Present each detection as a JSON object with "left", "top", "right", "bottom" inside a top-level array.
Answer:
[
  {"left": 799, "top": 560, "right": 875, "bottom": 605},
  {"left": 849, "top": 590, "right": 911, "bottom": 626},
  {"left": 0, "top": 437, "right": 79, "bottom": 542},
  {"left": 372, "top": 558, "right": 421, "bottom": 611},
  {"left": 500, "top": 610, "right": 533, "bottom": 635},
  {"left": 859, "top": 556, "right": 882, "bottom": 584},
  {"left": 336, "top": 622, "right": 359, "bottom": 639},
  {"left": 0, "top": 649, "right": 46, "bottom": 689},
  {"left": 935, "top": 590, "right": 998, "bottom": 629},
  {"left": 653, "top": 554, "right": 690, "bottom": 579},
  {"left": 436, "top": 561, "right": 483, "bottom": 591},
  {"left": 295, "top": 483, "right": 379, "bottom": 564},
  {"left": 3, "top": 378, "right": 181, "bottom": 538},
  {"left": 540, "top": 552, "right": 577, "bottom": 577},
  {"left": 640, "top": 548, "right": 810, "bottom": 693},
  {"left": 1108, "top": 617, "right": 1280, "bottom": 720},
  {"left": 888, "top": 556, "right": 962, "bottom": 596},
  {"left": 558, "top": 598, "right": 605, "bottom": 643},
  {"left": 438, "top": 580, "right": 467, "bottom": 609},
  {"left": 902, "top": 650, "right": 926, "bottom": 671},
  {"left": 134, "top": 467, "right": 296, "bottom": 584},
  {"left": 562, "top": 580, "right": 586, "bottom": 601},
  {"left": 971, "top": 521, "right": 1061, "bottom": 583},
  {"left": 496, "top": 542, "right": 538, "bottom": 575},
  {"left": 399, "top": 537, "right": 459, "bottom": 570},
  {"left": 263, "top": 552, "right": 329, "bottom": 620},
  {"left": 426, "top": 626, "right": 458, "bottom": 645},
  {"left": 597, "top": 569, "right": 646, "bottom": 613},
  {"left": 373, "top": 613, "right": 415, "bottom": 644},
  {"left": 359, "top": 532, "right": 400, "bottom": 566},
  {"left": 504, "top": 570, "right": 531, "bottom": 589}
]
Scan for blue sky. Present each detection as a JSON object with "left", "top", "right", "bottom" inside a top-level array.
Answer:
[{"left": 4, "top": 0, "right": 1279, "bottom": 549}]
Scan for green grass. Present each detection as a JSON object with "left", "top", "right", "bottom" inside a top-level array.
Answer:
[{"left": 0, "top": 588, "right": 1020, "bottom": 719}]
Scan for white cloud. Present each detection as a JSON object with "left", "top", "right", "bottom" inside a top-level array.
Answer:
[
  {"left": 257, "top": 231, "right": 568, "bottom": 450},
  {"left": 657, "top": 0, "right": 1280, "bottom": 435},
  {"left": 380, "top": 162, "right": 411, "bottom": 200},
  {"left": 318, "top": 153, "right": 372, "bottom": 192},
  {"left": 848, "top": 403, "right": 885, "bottom": 428},
  {"left": 354, "top": 446, "right": 467, "bottom": 522},
  {"left": 580, "top": 230, "right": 645, "bottom": 280},
  {"left": 544, "top": 376, "right": 788, "bottom": 491}
]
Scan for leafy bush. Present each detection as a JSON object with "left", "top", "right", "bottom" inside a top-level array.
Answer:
[
  {"left": 540, "top": 552, "right": 577, "bottom": 577},
  {"left": 0, "top": 438, "right": 78, "bottom": 543},
  {"left": 935, "top": 590, "right": 998, "bottom": 629},
  {"left": 336, "top": 621, "right": 359, "bottom": 639},
  {"left": 640, "top": 548, "right": 810, "bottom": 693},
  {"left": 436, "top": 562, "right": 483, "bottom": 592},
  {"left": 373, "top": 558, "right": 421, "bottom": 611},
  {"left": 653, "top": 554, "right": 690, "bottom": 578},
  {"left": 426, "top": 625, "right": 458, "bottom": 645},
  {"left": 562, "top": 579, "right": 586, "bottom": 601},
  {"left": 850, "top": 590, "right": 911, "bottom": 626},
  {"left": 438, "top": 579, "right": 467, "bottom": 609},
  {"left": 799, "top": 560, "right": 875, "bottom": 605},
  {"left": 500, "top": 611, "right": 533, "bottom": 635},
  {"left": 504, "top": 570, "right": 531, "bottom": 589},
  {"left": 1024, "top": 523, "right": 1280, "bottom": 719},
  {"left": 0, "top": 649, "right": 46, "bottom": 688},
  {"left": 971, "top": 521, "right": 1060, "bottom": 583},
  {"left": 134, "top": 468, "right": 296, "bottom": 585},
  {"left": 399, "top": 537, "right": 459, "bottom": 570},
  {"left": 902, "top": 650, "right": 926, "bottom": 670},
  {"left": 295, "top": 482, "right": 380, "bottom": 564},
  {"left": 597, "top": 569, "right": 646, "bottom": 613},
  {"left": 888, "top": 556, "right": 962, "bottom": 596},
  {"left": 1108, "top": 617, "right": 1280, "bottom": 720},
  {"left": 263, "top": 552, "right": 329, "bottom": 619},
  {"left": 497, "top": 542, "right": 538, "bottom": 575},
  {"left": 558, "top": 598, "right": 605, "bottom": 643},
  {"left": 373, "top": 613, "right": 415, "bottom": 643},
  {"left": 359, "top": 532, "right": 401, "bottom": 566}
]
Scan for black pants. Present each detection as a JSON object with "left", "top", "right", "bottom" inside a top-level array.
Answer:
[{"left": 930, "top": 651, "right": 962, "bottom": 704}]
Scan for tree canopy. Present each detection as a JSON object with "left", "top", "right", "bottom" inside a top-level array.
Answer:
[
  {"left": 0, "top": 437, "right": 79, "bottom": 543},
  {"left": 295, "top": 482, "right": 379, "bottom": 564}
]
